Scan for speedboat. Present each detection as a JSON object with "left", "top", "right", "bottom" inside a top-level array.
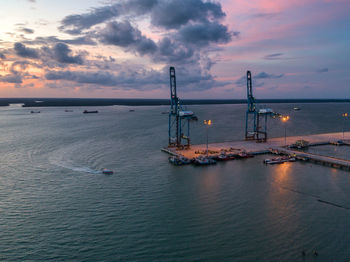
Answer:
[
  {"left": 102, "top": 168, "right": 114, "bottom": 175},
  {"left": 30, "top": 110, "right": 40, "bottom": 113},
  {"left": 83, "top": 110, "right": 98, "bottom": 114}
]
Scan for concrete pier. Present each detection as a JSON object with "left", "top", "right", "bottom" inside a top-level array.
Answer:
[{"left": 162, "top": 131, "right": 350, "bottom": 171}]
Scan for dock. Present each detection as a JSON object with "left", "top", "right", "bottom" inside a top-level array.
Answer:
[{"left": 162, "top": 131, "right": 350, "bottom": 171}]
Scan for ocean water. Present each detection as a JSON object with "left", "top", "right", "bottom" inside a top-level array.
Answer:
[{"left": 0, "top": 103, "right": 349, "bottom": 261}]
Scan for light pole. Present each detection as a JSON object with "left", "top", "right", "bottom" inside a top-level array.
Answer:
[
  {"left": 204, "top": 120, "right": 212, "bottom": 156},
  {"left": 281, "top": 115, "right": 289, "bottom": 146},
  {"left": 342, "top": 113, "right": 348, "bottom": 140}
]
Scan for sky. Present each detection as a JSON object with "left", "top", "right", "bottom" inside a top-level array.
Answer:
[{"left": 0, "top": 0, "right": 349, "bottom": 99}]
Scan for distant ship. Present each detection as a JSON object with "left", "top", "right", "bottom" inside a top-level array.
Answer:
[
  {"left": 83, "top": 110, "right": 98, "bottom": 114},
  {"left": 293, "top": 107, "right": 301, "bottom": 111},
  {"left": 65, "top": 109, "right": 73, "bottom": 112},
  {"left": 30, "top": 110, "right": 40, "bottom": 114}
]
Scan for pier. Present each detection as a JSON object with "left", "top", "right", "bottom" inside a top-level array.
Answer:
[{"left": 162, "top": 131, "right": 350, "bottom": 171}]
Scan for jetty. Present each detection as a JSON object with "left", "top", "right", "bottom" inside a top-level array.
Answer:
[{"left": 162, "top": 131, "right": 350, "bottom": 171}]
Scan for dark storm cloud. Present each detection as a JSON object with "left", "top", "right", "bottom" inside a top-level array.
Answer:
[
  {"left": 45, "top": 69, "right": 166, "bottom": 88},
  {"left": 48, "top": 0, "right": 232, "bottom": 91},
  {"left": 178, "top": 22, "right": 232, "bottom": 46},
  {"left": 0, "top": 74, "right": 23, "bottom": 83},
  {"left": 44, "top": 62, "right": 230, "bottom": 91},
  {"left": 317, "top": 68, "right": 329, "bottom": 73},
  {"left": 123, "top": 0, "right": 158, "bottom": 14},
  {"left": 59, "top": 0, "right": 226, "bottom": 33},
  {"left": 19, "top": 27, "right": 35, "bottom": 34},
  {"left": 11, "top": 42, "right": 86, "bottom": 67},
  {"left": 34, "top": 43, "right": 86, "bottom": 66},
  {"left": 51, "top": 43, "right": 84, "bottom": 64},
  {"left": 171, "top": 65, "right": 231, "bottom": 90},
  {"left": 150, "top": 0, "right": 225, "bottom": 29},
  {"left": 157, "top": 37, "right": 194, "bottom": 63},
  {"left": 59, "top": 0, "right": 159, "bottom": 34},
  {"left": 99, "top": 21, "right": 157, "bottom": 55},
  {"left": 59, "top": 5, "right": 119, "bottom": 34},
  {"left": 57, "top": 0, "right": 233, "bottom": 66},
  {"left": 24, "top": 35, "right": 97, "bottom": 46},
  {"left": 14, "top": 42, "right": 39, "bottom": 59}
]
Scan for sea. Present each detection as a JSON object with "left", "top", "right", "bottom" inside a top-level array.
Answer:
[{"left": 0, "top": 102, "right": 349, "bottom": 261}]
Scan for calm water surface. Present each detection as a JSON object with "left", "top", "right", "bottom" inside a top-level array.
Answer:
[{"left": 0, "top": 103, "right": 349, "bottom": 261}]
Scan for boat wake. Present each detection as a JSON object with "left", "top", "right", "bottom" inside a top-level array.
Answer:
[
  {"left": 59, "top": 164, "right": 101, "bottom": 174},
  {"left": 48, "top": 143, "right": 101, "bottom": 174}
]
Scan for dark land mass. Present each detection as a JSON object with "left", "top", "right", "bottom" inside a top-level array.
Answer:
[{"left": 1, "top": 98, "right": 350, "bottom": 107}]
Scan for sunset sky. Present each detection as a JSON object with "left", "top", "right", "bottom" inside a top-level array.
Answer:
[{"left": 0, "top": 0, "right": 349, "bottom": 99}]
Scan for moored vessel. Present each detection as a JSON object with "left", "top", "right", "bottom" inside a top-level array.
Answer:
[
  {"left": 194, "top": 156, "right": 217, "bottom": 165},
  {"left": 168, "top": 156, "right": 192, "bottom": 165},
  {"left": 264, "top": 156, "right": 296, "bottom": 164}
]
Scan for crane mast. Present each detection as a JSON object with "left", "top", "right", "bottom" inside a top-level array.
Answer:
[
  {"left": 245, "top": 70, "right": 276, "bottom": 142},
  {"left": 168, "top": 67, "right": 197, "bottom": 148}
]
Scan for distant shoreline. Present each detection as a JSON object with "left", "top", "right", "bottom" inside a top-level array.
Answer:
[{"left": 1, "top": 98, "right": 350, "bottom": 107}]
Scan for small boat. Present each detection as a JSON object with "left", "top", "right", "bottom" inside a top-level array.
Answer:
[
  {"left": 290, "top": 139, "right": 309, "bottom": 149},
  {"left": 30, "top": 110, "right": 40, "bottom": 113},
  {"left": 215, "top": 153, "right": 235, "bottom": 161},
  {"left": 83, "top": 110, "right": 98, "bottom": 114},
  {"left": 236, "top": 152, "right": 254, "bottom": 158},
  {"left": 168, "top": 156, "right": 192, "bottom": 165},
  {"left": 129, "top": 109, "right": 135, "bottom": 112},
  {"left": 293, "top": 107, "right": 301, "bottom": 111},
  {"left": 161, "top": 111, "right": 169, "bottom": 114},
  {"left": 194, "top": 156, "right": 217, "bottom": 165},
  {"left": 334, "top": 140, "right": 345, "bottom": 146},
  {"left": 65, "top": 109, "right": 73, "bottom": 112},
  {"left": 264, "top": 156, "right": 296, "bottom": 164},
  {"left": 102, "top": 168, "right": 114, "bottom": 175}
]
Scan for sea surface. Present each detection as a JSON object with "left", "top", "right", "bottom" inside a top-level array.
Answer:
[{"left": 0, "top": 103, "right": 349, "bottom": 261}]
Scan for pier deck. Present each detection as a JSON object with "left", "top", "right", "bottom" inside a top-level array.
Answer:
[
  {"left": 271, "top": 147, "right": 350, "bottom": 170},
  {"left": 162, "top": 131, "right": 350, "bottom": 170}
]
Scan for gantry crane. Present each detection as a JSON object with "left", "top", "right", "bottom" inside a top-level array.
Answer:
[
  {"left": 168, "top": 67, "right": 197, "bottom": 148},
  {"left": 245, "top": 70, "right": 276, "bottom": 142}
]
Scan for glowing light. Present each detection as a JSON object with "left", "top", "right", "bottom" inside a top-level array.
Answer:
[
  {"left": 281, "top": 115, "right": 290, "bottom": 122},
  {"left": 204, "top": 120, "right": 212, "bottom": 126}
]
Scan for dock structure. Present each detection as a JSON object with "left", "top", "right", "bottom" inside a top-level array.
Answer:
[
  {"left": 162, "top": 131, "right": 350, "bottom": 171},
  {"left": 271, "top": 147, "right": 350, "bottom": 171}
]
